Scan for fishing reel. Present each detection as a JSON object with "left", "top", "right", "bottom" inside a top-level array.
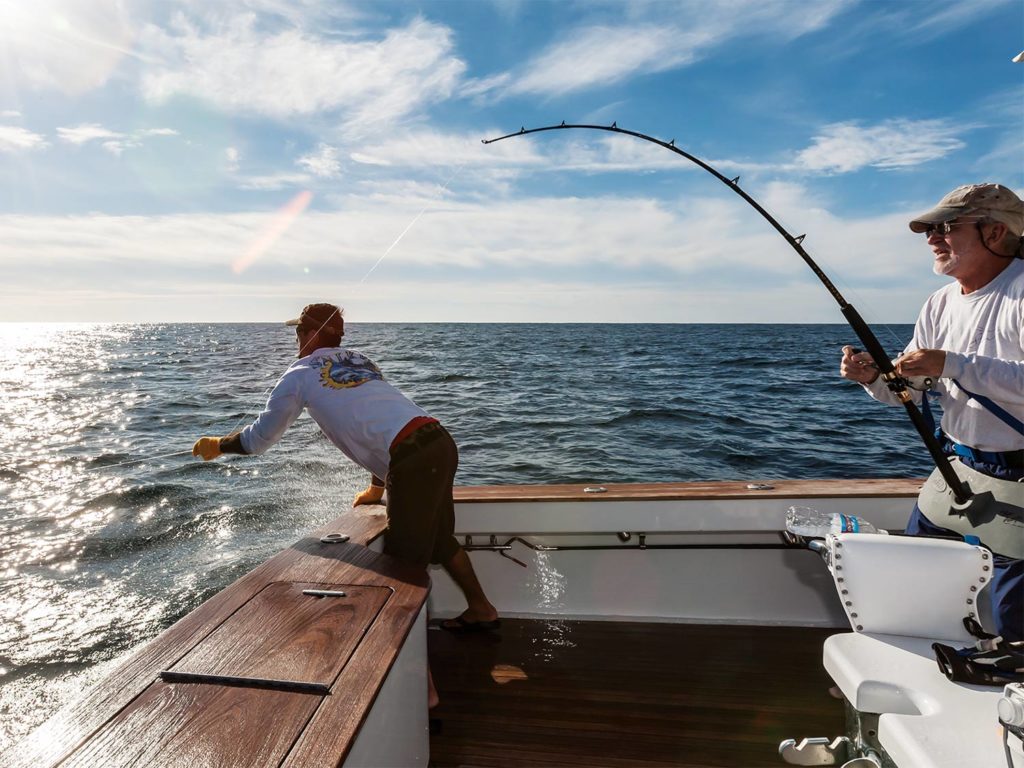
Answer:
[
  {"left": 850, "top": 347, "right": 932, "bottom": 392},
  {"left": 903, "top": 375, "right": 934, "bottom": 392}
]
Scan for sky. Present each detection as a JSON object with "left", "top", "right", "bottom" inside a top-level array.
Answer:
[{"left": 0, "top": 0, "right": 1021, "bottom": 324}]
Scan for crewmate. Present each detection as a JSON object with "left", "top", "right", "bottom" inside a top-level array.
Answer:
[{"left": 193, "top": 302, "right": 500, "bottom": 706}]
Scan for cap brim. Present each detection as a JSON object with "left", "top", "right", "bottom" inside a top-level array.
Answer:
[
  {"left": 284, "top": 317, "right": 301, "bottom": 326},
  {"left": 908, "top": 206, "right": 964, "bottom": 233}
]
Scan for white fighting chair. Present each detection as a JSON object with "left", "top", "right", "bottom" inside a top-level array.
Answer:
[{"left": 816, "top": 533, "right": 1011, "bottom": 768}]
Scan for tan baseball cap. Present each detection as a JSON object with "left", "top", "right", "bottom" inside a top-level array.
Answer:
[
  {"left": 909, "top": 183, "right": 1024, "bottom": 236},
  {"left": 284, "top": 303, "right": 344, "bottom": 331}
]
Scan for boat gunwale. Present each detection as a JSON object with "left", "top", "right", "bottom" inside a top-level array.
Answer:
[{"left": 454, "top": 477, "right": 924, "bottom": 503}]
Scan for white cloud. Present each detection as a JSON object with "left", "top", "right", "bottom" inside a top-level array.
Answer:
[
  {"left": 0, "top": 125, "right": 49, "bottom": 152},
  {"left": 225, "top": 146, "right": 241, "bottom": 172},
  {"left": 351, "top": 128, "right": 543, "bottom": 169},
  {"left": 100, "top": 140, "right": 135, "bottom": 156},
  {"left": 58, "top": 124, "right": 137, "bottom": 155},
  {"left": 475, "top": 0, "right": 852, "bottom": 99},
  {"left": 350, "top": 153, "right": 392, "bottom": 167},
  {"left": 911, "top": 0, "right": 1013, "bottom": 39},
  {"left": 460, "top": 72, "right": 511, "bottom": 99},
  {"left": 795, "top": 119, "right": 966, "bottom": 173},
  {"left": 0, "top": 181, "right": 949, "bottom": 324},
  {"left": 139, "top": 15, "right": 465, "bottom": 132},
  {"left": 508, "top": 24, "right": 700, "bottom": 97},
  {"left": 56, "top": 123, "right": 178, "bottom": 155},
  {"left": 237, "top": 172, "right": 312, "bottom": 191},
  {"left": 57, "top": 123, "right": 125, "bottom": 145},
  {"left": 297, "top": 144, "right": 341, "bottom": 178},
  {"left": 173, "top": 0, "right": 372, "bottom": 31},
  {"left": 347, "top": 120, "right": 968, "bottom": 184},
  {"left": 1, "top": 110, "right": 23, "bottom": 119}
]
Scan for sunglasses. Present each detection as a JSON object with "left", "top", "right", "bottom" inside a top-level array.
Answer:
[{"left": 922, "top": 217, "right": 982, "bottom": 237}]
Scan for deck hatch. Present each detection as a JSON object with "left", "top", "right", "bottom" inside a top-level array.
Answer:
[
  {"left": 59, "top": 681, "right": 322, "bottom": 768},
  {"left": 167, "top": 581, "right": 391, "bottom": 688}
]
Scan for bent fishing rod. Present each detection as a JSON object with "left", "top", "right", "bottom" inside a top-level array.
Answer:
[{"left": 482, "top": 122, "right": 972, "bottom": 504}]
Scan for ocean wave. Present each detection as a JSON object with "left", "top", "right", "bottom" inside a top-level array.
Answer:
[
  {"left": 83, "top": 482, "right": 196, "bottom": 511},
  {"left": 87, "top": 452, "right": 133, "bottom": 467},
  {"left": 601, "top": 407, "right": 698, "bottom": 426}
]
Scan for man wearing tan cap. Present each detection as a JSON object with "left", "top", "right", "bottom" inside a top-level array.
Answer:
[
  {"left": 840, "top": 183, "right": 1024, "bottom": 641},
  {"left": 192, "top": 302, "right": 499, "bottom": 706}
]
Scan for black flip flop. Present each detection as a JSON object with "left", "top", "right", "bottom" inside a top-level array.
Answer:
[{"left": 439, "top": 615, "right": 501, "bottom": 634}]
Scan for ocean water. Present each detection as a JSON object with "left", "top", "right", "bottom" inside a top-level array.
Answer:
[{"left": 0, "top": 321, "right": 927, "bottom": 749}]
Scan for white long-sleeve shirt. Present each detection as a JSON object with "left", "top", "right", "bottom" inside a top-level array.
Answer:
[
  {"left": 239, "top": 347, "right": 431, "bottom": 479},
  {"left": 865, "top": 258, "right": 1024, "bottom": 453}
]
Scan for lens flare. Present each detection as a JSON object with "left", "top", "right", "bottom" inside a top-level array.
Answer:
[{"left": 232, "top": 190, "right": 313, "bottom": 275}]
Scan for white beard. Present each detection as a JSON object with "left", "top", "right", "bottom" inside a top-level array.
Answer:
[{"left": 932, "top": 252, "right": 960, "bottom": 277}]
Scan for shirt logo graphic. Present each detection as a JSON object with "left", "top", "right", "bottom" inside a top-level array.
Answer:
[{"left": 313, "top": 352, "right": 384, "bottom": 389}]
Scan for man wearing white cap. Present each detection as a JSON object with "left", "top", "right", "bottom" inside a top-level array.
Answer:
[{"left": 840, "top": 183, "right": 1024, "bottom": 641}]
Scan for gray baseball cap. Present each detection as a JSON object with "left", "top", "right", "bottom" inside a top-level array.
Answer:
[{"left": 909, "top": 183, "right": 1024, "bottom": 236}]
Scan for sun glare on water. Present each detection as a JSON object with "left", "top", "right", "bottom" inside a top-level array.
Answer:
[{"left": 0, "top": 323, "right": 158, "bottom": 749}]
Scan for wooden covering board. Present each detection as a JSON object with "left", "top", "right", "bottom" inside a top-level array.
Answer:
[
  {"left": 170, "top": 582, "right": 390, "bottom": 686},
  {"left": 10, "top": 508, "right": 431, "bottom": 768},
  {"left": 454, "top": 477, "right": 924, "bottom": 503},
  {"left": 59, "top": 681, "right": 321, "bottom": 768}
]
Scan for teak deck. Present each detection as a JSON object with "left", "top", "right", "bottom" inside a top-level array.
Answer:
[
  {"left": 429, "top": 619, "right": 845, "bottom": 767},
  {"left": 10, "top": 507, "right": 427, "bottom": 768}
]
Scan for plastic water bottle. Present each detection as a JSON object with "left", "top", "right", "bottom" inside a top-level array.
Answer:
[{"left": 785, "top": 506, "right": 879, "bottom": 537}]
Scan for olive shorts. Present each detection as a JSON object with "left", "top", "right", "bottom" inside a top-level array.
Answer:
[{"left": 383, "top": 423, "right": 461, "bottom": 569}]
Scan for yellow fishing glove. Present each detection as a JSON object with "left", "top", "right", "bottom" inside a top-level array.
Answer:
[
  {"left": 352, "top": 485, "right": 385, "bottom": 507},
  {"left": 192, "top": 436, "right": 223, "bottom": 461}
]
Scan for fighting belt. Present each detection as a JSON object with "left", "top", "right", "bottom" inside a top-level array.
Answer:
[{"left": 918, "top": 458, "right": 1024, "bottom": 559}]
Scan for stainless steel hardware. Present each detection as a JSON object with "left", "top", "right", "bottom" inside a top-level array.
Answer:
[{"left": 778, "top": 736, "right": 854, "bottom": 765}]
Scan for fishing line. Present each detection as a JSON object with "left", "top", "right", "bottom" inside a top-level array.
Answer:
[
  {"left": 811, "top": 253, "right": 912, "bottom": 353},
  {"left": 82, "top": 450, "right": 196, "bottom": 471},
  {"left": 481, "top": 122, "right": 972, "bottom": 503},
  {"left": 70, "top": 158, "right": 469, "bottom": 479},
  {"left": 205, "top": 159, "right": 471, "bottom": 444},
  {"left": 356, "top": 161, "right": 466, "bottom": 286}
]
